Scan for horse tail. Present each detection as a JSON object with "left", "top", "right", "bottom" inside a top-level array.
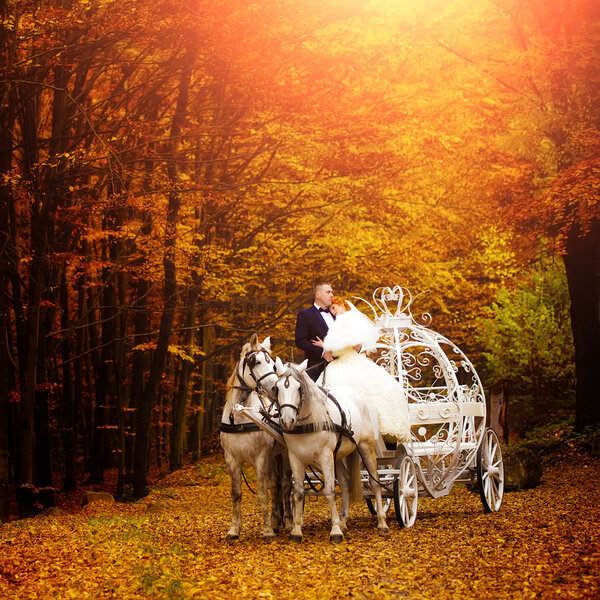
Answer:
[{"left": 348, "top": 450, "right": 364, "bottom": 504}]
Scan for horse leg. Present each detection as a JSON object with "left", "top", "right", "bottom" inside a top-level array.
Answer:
[
  {"left": 224, "top": 451, "right": 243, "bottom": 542},
  {"left": 360, "top": 442, "right": 389, "bottom": 535},
  {"left": 271, "top": 449, "right": 294, "bottom": 533},
  {"left": 335, "top": 457, "right": 350, "bottom": 534},
  {"left": 281, "top": 451, "right": 294, "bottom": 531},
  {"left": 269, "top": 451, "right": 293, "bottom": 533},
  {"left": 288, "top": 454, "right": 306, "bottom": 543},
  {"left": 256, "top": 452, "right": 277, "bottom": 542},
  {"left": 269, "top": 454, "right": 283, "bottom": 534},
  {"left": 320, "top": 452, "right": 344, "bottom": 543}
]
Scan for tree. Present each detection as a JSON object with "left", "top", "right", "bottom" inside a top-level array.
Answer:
[
  {"left": 405, "top": 0, "right": 599, "bottom": 429},
  {"left": 477, "top": 259, "right": 575, "bottom": 429},
  {"left": 499, "top": 0, "right": 600, "bottom": 430}
]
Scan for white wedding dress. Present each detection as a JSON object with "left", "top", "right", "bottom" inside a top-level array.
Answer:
[{"left": 317, "top": 307, "right": 411, "bottom": 442}]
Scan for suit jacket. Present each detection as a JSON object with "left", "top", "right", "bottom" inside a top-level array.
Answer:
[{"left": 295, "top": 305, "right": 330, "bottom": 380}]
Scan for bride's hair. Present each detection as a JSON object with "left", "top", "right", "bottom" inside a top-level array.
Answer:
[{"left": 331, "top": 296, "right": 352, "bottom": 311}]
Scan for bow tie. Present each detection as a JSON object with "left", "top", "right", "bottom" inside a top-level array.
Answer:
[{"left": 318, "top": 307, "right": 330, "bottom": 313}]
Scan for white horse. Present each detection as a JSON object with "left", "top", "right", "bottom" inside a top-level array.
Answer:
[
  {"left": 219, "top": 334, "right": 292, "bottom": 542},
  {"left": 274, "top": 357, "right": 388, "bottom": 543}
]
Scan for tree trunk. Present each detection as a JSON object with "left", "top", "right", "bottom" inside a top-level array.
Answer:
[
  {"left": 115, "top": 270, "right": 127, "bottom": 499},
  {"left": 170, "top": 288, "right": 198, "bottom": 471},
  {"left": 133, "top": 51, "right": 194, "bottom": 498},
  {"left": 60, "top": 275, "right": 77, "bottom": 491},
  {"left": 17, "top": 254, "right": 43, "bottom": 517},
  {"left": 34, "top": 297, "right": 56, "bottom": 502},
  {"left": 0, "top": 268, "right": 9, "bottom": 522},
  {"left": 563, "top": 222, "right": 600, "bottom": 432},
  {"left": 191, "top": 325, "right": 212, "bottom": 461},
  {"left": 0, "top": 97, "right": 13, "bottom": 521},
  {"left": 129, "top": 276, "right": 150, "bottom": 481},
  {"left": 90, "top": 285, "right": 109, "bottom": 482}
]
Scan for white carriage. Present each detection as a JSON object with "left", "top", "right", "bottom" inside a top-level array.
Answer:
[
  {"left": 236, "top": 285, "right": 504, "bottom": 529},
  {"left": 304, "top": 285, "right": 504, "bottom": 527}
]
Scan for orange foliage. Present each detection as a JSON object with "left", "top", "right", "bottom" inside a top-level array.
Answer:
[{"left": 0, "top": 449, "right": 598, "bottom": 599}]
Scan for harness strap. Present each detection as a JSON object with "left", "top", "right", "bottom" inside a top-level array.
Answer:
[
  {"left": 305, "top": 465, "right": 324, "bottom": 493},
  {"left": 260, "top": 410, "right": 283, "bottom": 434},
  {"left": 320, "top": 386, "right": 351, "bottom": 457},
  {"left": 225, "top": 381, "right": 273, "bottom": 431},
  {"left": 218, "top": 421, "right": 262, "bottom": 434},
  {"left": 316, "top": 386, "right": 394, "bottom": 491},
  {"left": 319, "top": 385, "right": 350, "bottom": 432},
  {"left": 282, "top": 422, "right": 336, "bottom": 434}
]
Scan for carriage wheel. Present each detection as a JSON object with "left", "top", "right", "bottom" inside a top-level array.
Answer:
[
  {"left": 365, "top": 461, "right": 393, "bottom": 515},
  {"left": 366, "top": 497, "right": 392, "bottom": 515},
  {"left": 477, "top": 428, "right": 504, "bottom": 513},
  {"left": 393, "top": 455, "right": 418, "bottom": 528}
]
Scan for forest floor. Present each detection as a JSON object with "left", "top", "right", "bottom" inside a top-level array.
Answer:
[{"left": 1, "top": 445, "right": 599, "bottom": 599}]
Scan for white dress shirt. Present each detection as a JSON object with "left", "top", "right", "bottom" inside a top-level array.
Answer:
[{"left": 315, "top": 303, "right": 335, "bottom": 329}]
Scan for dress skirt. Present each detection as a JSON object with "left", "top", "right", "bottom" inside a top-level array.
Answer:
[{"left": 318, "top": 348, "right": 411, "bottom": 442}]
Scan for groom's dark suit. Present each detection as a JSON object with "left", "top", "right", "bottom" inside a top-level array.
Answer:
[{"left": 295, "top": 305, "right": 331, "bottom": 381}]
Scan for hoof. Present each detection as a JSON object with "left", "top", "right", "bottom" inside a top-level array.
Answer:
[
  {"left": 289, "top": 534, "right": 303, "bottom": 543},
  {"left": 378, "top": 527, "right": 390, "bottom": 537},
  {"left": 330, "top": 534, "right": 344, "bottom": 544},
  {"left": 263, "top": 533, "right": 276, "bottom": 543},
  {"left": 225, "top": 534, "right": 239, "bottom": 544}
]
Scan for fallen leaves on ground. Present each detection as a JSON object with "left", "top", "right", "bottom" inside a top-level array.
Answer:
[{"left": 1, "top": 451, "right": 599, "bottom": 599}]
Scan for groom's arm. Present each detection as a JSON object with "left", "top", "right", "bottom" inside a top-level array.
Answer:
[{"left": 294, "top": 310, "right": 323, "bottom": 361}]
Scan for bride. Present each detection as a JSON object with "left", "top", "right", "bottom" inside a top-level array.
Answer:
[{"left": 314, "top": 297, "right": 411, "bottom": 443}]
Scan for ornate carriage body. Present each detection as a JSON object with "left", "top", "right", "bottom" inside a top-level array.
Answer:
[{"left": 354, "top": 286, "right": 504, "bottom": 525}]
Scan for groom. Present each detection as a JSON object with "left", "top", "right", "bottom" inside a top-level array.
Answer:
[{"left": 294, "top": 280, "right": 334, "bottom": 381}]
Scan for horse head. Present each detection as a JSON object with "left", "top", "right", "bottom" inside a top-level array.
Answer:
[
  {"left": 274, "top": 358, "right": 308, "bottom": 430},
  {"left": 237, "top": 333, "right": 278, "bottom": 397}
]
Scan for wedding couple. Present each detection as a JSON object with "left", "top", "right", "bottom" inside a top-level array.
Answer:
[{"left": 294, "top": 281, "right": 410, "bottom": 442}]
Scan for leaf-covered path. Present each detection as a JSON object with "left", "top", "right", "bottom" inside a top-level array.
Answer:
[{"left": 1, "top": 450, "right": 599, "bottom": 599}]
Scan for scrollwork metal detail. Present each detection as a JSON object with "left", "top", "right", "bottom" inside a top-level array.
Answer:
[{"left": 355, "top": 285, "right": 488, "bottom": 497}]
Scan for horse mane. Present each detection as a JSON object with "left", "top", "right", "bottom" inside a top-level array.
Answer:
[{"left": 285, "top": 364, "right": 332, "bottom": 429}]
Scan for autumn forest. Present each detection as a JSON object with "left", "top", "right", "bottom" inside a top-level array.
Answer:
[{"left": 1, "top": 0, "right": 599, "bottom": 523}]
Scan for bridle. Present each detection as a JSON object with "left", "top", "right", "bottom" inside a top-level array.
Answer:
[
  {"left": 274, "top": 367, "right": 305, "bottom": 419},
  {"left": 220, "top": 346, "right": 278, "bottom": 432},
  {"left": 235, "top": 347, "right": 277, "bottom": 399}
]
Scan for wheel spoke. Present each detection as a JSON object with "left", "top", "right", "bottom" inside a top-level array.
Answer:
[
  {"left": 394, "top": 456, "right": 418, "bottom": 527},
  {"left": 478, "top": 429, "right": 504, "bottom": 513},
  {"left": 488, "top": 482, "right": 498, "bottom": 507}
]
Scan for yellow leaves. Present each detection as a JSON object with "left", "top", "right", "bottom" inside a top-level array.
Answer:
[
  {"left": 132, "top": 343, "right": 203, "bottom": 362},
  {"left": 1, "top": 450, "right": 598, "bottom": 599},
  {"left": 1, "top": 15, "right": 16, "bottom": 31},
  {"left": 168, "top": 344, "right": 203, "bottom": 362},
  {"left": 168, "top": 344, "right": 193, "bottom": 362}
]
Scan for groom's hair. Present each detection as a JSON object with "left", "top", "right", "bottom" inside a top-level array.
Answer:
[{"left": 313, "top": 280, "right": 331, "bottom": 294}]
